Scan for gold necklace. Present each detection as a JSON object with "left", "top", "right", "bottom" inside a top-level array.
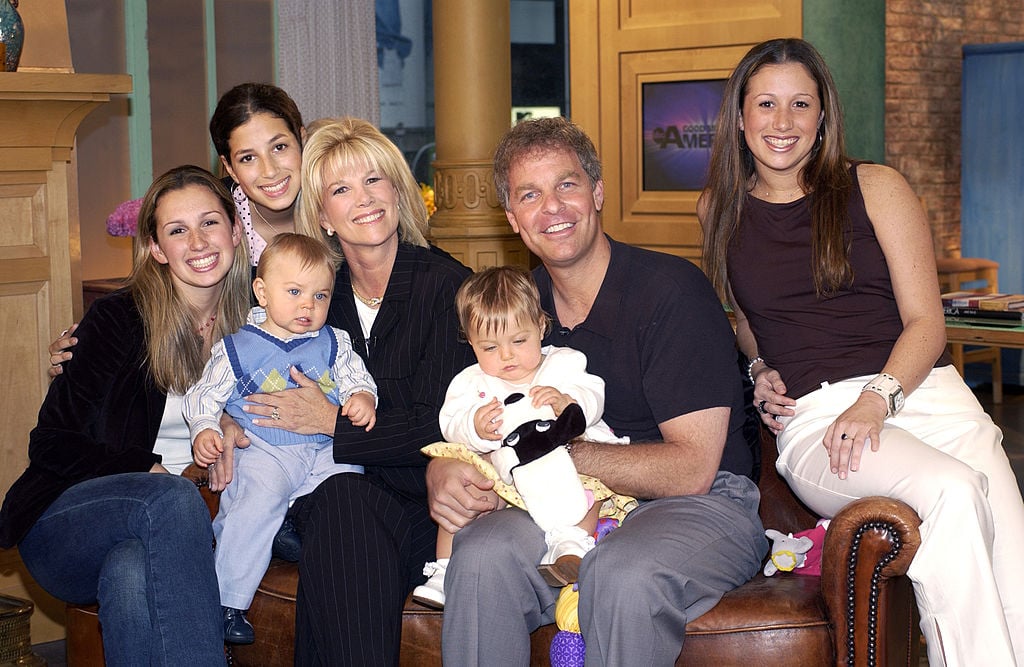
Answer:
[{"left": 352, "top": 286, "right": 383, "bottom": 308}]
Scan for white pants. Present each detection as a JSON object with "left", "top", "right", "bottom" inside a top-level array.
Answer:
[{"left": 776, "top": 365, "right": 1024, "bottom": 667}]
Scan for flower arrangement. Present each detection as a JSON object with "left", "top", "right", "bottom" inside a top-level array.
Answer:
[
  {"left": 106, "top": 198, "right": 143, "bottom": 237},
  {"left": 420, "top": 182, "right": 436, "bottom": 217}
]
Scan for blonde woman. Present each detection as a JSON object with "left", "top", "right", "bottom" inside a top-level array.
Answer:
[{"left": 219, "top": 117, "right": 475, "bottom": 665}]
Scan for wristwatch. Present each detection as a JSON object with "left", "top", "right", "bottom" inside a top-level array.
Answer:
[{"left": 861, "top": 373, "right": 905, "bottom": 417}]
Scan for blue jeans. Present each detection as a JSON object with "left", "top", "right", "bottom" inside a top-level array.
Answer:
[{"left": 19, "top": 473, "right": 224, "bottom": 666}]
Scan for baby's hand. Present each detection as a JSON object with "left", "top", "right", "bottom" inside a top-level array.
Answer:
[
  {"left": 193, "top": 429, "right": 223, "bottom": 467},
  {"left": 473, "top": 398, "right": 504, "bottom": 440},
  {"left": 530, "top": 386, "right": 575, "bottom": 416},
  {"left": 342, "top": 391, "right": 377, "bottom": 431}
]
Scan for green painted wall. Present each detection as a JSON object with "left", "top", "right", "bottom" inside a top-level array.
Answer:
[{"left": 803, "top": 0, "right": 885, "bottom": 164}]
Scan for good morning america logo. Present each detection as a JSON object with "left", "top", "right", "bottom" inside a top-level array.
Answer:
[
  {"left": 650, "top": 123, "right": 716, "bottom": 150},
  {"left": 642, "top": 79, "right": 726, "bottom": 191}
]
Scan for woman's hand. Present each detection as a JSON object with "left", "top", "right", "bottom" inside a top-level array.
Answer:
[
  {"left": 822, "top": 391, "right": 887, "bottom": 479},
  {"left": 47, "top": 324, "right": 78, "bottom": 378},
  {"left": 425, "top": 457, "right": 499, "bottom": 534},
  {"left": 207, "top": 414, "right": 250, "bottom": 491},
  {"left": 243, "top": 366, "right": 340, "bottom": 435},
  {"left": 751, "top": 364, "right": 796, "bottom": 434}
]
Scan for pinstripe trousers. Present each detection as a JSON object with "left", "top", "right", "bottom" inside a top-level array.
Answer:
[{"left": 291, "top": 473, "right": 436, "bottom": 666}]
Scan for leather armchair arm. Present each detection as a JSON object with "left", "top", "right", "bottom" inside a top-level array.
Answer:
[
  {"left": 820, "top": 496, "right": 922, "bottom": 666},
  {"left": 182, "top": 464, "right": 220, "bottom": 520}
]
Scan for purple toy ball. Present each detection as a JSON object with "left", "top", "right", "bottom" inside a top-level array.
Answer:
[{"left": 550, "top": 629, "right": 586, "bottom": 667}]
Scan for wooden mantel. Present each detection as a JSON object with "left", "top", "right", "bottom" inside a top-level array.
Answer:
[{"left": 0, "top": 70, "right": 131, "bottom": 644}]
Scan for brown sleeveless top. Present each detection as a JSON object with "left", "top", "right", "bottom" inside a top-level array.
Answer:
[{"left": 728, "top": 164, "right": 944, "bottom": 399}]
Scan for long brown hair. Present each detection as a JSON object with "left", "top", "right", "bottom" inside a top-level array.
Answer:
[
  {"left": 296, "top": 117, "right": 429, "bottom": 258},
  {"left": 129, "top": 165, "right": 251, "bottom": 393},
  {"left": 701, "top": 38, "right": 852, "bottom": 298}
]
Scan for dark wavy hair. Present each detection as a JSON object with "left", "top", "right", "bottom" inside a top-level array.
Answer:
[{"left": 209, "top": 83, "right": 304, "bottom": 164}]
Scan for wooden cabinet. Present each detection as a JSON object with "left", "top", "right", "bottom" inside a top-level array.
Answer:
[{"left": 0, "top": 71, "right": 130, "bottom": 643}]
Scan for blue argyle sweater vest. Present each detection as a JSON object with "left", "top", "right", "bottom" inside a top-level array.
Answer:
[{"left": 223, "top": 324, "right": 341, "bottom": 446}]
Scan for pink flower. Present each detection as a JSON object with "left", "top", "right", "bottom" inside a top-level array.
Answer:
[{"left": 106, "top": 198, "right": 143, "bottom": 237}]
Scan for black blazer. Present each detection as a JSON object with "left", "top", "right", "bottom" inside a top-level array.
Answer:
[
  {"left": 0, "top": 290, "right": 166, "bottom": 547},
  {"left": 327, "top": 243, "right": 474, "bottom": 501}
]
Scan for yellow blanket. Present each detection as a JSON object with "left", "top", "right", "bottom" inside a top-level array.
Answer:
[{"left": 421, "top": 441, "right": 637, "bottom": 522}]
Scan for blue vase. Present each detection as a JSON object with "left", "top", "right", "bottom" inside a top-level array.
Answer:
[{"left": 0, "top": 0, "right": 24, "bottom": 72}]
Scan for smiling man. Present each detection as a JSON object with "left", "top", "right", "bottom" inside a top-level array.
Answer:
[{"left": 426, "top": 117, "right": 767, "bottom": 665}]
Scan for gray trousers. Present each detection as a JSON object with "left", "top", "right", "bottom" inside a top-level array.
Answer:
[{"left": 442, "top": 470, "right": 767, "bottom": 666}]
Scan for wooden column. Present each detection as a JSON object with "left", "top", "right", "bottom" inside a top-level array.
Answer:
[
  {"left": 0, "top": 71, "right": 131, "bottom": 643},
  {"left": 429, "top": 0, "right": 530, "bottom": 270}
]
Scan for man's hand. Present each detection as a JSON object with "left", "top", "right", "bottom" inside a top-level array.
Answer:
[{"left": 426, "top": 458, "right": 500, "bottom": 534}]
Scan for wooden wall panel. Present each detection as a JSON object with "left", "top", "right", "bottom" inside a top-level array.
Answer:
[{"left": 569, "top": 0, "right": 800, "bottom": 261}]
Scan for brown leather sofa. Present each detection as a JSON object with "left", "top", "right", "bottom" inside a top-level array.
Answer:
[{"left": 65, "top": 429, "right": 923, "bottom": 666}]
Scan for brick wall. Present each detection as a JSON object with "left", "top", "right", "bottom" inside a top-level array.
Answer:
[{"left": 886, "top": 1, "right": 1024, "bottom": 257}]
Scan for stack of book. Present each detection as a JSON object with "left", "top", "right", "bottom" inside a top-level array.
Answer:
[{"left": 942, "top": 291, "right": 1024, "bottom": 327}]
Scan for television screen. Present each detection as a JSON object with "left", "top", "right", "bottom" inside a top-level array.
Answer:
[{"left": 642, "top": 79, "right": 727, "bottom": 191}]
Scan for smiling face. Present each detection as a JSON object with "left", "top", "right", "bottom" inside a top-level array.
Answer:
[
  {"left": 740, "top": 62, "right": 824, "bottom": 182},
  {"left": 252, "top": 254, "right": 334, "bottom": 339},
  {"left": 148, "top": 184, "right": 241, "bottom": 301},
  {"left": 317, "top": 160, "right": 401, "bottom": 256},
  {"left": 468, "top": 315, "right": 545, "bottom": 384},
  {"left": 221, "top": 112, "right": 303, "bottom": 213},
  {"left": 504, "top": 148, "right": 605, "bottom": 270}
]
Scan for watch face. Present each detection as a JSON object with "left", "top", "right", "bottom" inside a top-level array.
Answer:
[{"left": 891, "top": 388, "right": 906, "bottom": 415}]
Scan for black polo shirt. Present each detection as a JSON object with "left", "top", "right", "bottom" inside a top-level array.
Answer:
[{"left": 535, "top": 236, "right": 754, "bottom": 478}]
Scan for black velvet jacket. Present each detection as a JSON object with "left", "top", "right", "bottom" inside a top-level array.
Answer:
[{"left": 0, "top": 290, "right": 166, "bottom": 547}]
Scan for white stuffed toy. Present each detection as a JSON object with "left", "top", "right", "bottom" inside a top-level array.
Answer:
[{"left": 763, "top": 520, "right": 831, "bottom": 576}]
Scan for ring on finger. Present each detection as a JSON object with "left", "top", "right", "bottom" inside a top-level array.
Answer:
[
  {"left": 841, "top": 433, "right": 849, "bottom": 440},
  {"left": 757, "top": 399, "right": 768, "bottom": 414},
  {"left": 271, "top": 407, "right": 281, "bottom": 421}
]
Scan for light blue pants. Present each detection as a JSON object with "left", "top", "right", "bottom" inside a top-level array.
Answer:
[
  {"left": 442, "top": 470, "right": 766, "bottom": 666},
  {"left": 214, "top": 433, "right": 363, "bottom": 609},
  {"left": 776, "top": 365, "right": 1024, "bottom": 666}
]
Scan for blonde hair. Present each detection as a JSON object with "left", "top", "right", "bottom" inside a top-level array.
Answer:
[
  {"left": 456, "top": 266, "right": 550, "bottom": 340},
  {"left": 129, "top": 165, "right": 251, "bottom": 393},
  {"left": 296, "top": 117, "right": 429, "bottom": 258},
  {"left": 701, "top": 38, "right": 853, "bottom": 298},
  {"left": 256, "top": 232, "right": 337, "bottom": 280}
]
